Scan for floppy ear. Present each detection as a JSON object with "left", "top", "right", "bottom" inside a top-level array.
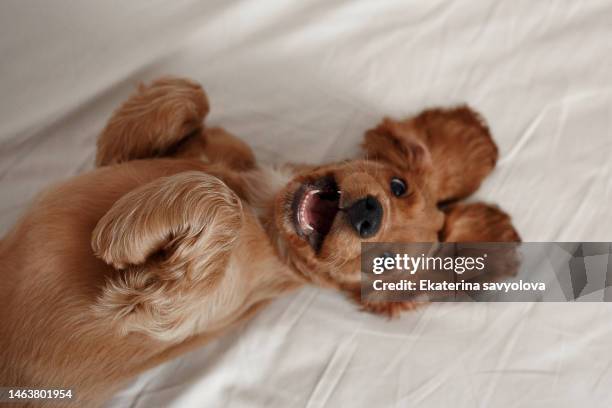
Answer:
[
  {"left": 91, "top": 172, "right": 243, "bottom": 341},
  {"left": 362, "top": 118, "right": 432, "bottom": 175},
  {"left": 441, "top": 202, "right": 521, "bottom": 285},
  {"left": 363, "top": 106, "right": 498, "bottom": 203}
]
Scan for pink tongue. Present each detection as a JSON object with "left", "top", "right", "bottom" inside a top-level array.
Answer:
[{"left": 305, "top": 193, "right": 338, "bottom": 235}]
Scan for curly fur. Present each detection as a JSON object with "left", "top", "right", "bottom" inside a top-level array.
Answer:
[{"left": 0, "top": 77, "right": 520, "bottom": 407}]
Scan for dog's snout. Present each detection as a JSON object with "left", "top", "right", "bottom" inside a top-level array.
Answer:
[{"left": 346, "top": 195, "right": 382, "bottom": 238}]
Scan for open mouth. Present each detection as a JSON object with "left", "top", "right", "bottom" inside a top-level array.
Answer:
[{"left": 292, "top": 176, "right": 341, "bottom": 251}]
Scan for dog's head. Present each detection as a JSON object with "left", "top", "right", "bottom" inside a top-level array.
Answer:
[{"left": 274, "top": 120, "right": 445, "bottom": 288}]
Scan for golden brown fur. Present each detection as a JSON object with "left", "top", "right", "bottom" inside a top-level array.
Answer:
[{"left": 0, "top": 77, "right": 519, "bottom": 407}]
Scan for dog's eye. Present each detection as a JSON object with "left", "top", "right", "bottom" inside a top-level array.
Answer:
[{"left": 390, "top": 177, "right": 407, "bottom": 197}]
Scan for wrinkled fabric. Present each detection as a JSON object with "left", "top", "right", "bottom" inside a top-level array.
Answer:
[{"left": 0, "top": 0, "right": 611, "bottom": 407}]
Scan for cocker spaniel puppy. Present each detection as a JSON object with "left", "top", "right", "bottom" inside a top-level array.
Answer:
[{"left": 0, "top": 77, "right": 519, "bottom": 406}]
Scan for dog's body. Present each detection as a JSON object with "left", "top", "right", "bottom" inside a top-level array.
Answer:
[
  {"left": 0, "top": 159, "right": 301, "bottom": 406},
  {"left": 0, "top": 78, "right": 519, "bottom": 407}
]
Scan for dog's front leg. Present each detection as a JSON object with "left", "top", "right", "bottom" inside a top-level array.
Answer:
[
  {"left": 96, "top": 77, "right": 210, "bottom": 166},
  {"left": 91, "top": 171, "right": 243, "bottom": 342},
  {"left": 96, "top": 76, "right": 256, "bottom": 171}
]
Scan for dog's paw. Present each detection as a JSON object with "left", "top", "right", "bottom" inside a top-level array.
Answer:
[
  {"left": 92, "top": 172, "right": 242, "bottom": 273},
  {"left": 96, "top": 77, "right": 210, "bottom": 166}
]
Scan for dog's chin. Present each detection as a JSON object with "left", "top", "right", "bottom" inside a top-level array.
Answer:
[{"left": 290, "top": 175, "right": 341, "bottom": 252}]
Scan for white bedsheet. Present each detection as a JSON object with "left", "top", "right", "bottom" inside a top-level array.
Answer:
[{"left": 1, "top": 1, "right": 611, "bottom": 407}]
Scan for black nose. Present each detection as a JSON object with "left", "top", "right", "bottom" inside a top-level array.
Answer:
[{"left": 346, "top": 195, "right": 382, "bottom": 238}]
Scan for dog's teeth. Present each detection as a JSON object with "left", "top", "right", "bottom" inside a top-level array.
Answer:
[{"left": 298, "top": 189, "right": 319, "bottom": 234}]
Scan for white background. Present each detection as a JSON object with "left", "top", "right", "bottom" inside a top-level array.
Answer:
[{"left": 1, "top": 1, "right": 611, "bottom": 407}]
